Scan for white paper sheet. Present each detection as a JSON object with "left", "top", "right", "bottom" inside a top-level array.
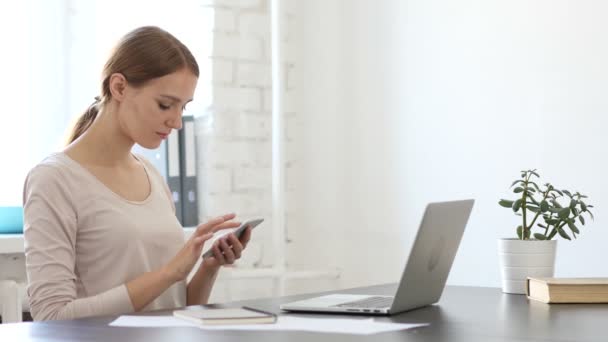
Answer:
[
  {"left": 109, "top": 315, "right": 428, "bottom": 335},
  {"left": 109, "top": 315, "right": 198, "bottom": 328}
]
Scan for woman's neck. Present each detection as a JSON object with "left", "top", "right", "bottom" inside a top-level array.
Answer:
[{"left": 65, "top": 107, "right": 135, "bottom": 167}]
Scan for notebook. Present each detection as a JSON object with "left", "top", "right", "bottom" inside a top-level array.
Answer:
[{"left": 173, "top": 307, "right": 277, "bottom": 325}]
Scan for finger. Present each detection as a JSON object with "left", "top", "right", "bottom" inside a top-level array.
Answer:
[
  {"left": 212, "top": 220, "right": 241, "bottom": 232},
  {"left": 220, "top": 239, "right": 236, "bottom": 264},
  {"left": 194, "top": 216, "right": 226, "bottom": 236},
  {"left": 227, "top": 234, "right": 243, "bottom": 259},
  {"left": 193, "top": 233, "right": 214, "bottom": 253},
  {"left": 212, "top": 243, "right": 226, "bottom": 264},
  {"left": 221, "top": 213, "right": 237, "bottom": 221}
]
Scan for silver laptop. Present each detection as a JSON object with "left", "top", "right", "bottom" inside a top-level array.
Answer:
[{"left": 280, "top": 199, "right": 474, "bottom": 315}]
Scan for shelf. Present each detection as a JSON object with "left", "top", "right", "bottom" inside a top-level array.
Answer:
[{"left": 0, "top": 234, "right": 24, "bottom": 254}]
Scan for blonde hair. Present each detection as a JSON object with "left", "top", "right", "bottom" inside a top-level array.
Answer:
[{"left": 67, "top": 26, "right": 199, "bottom": 144}]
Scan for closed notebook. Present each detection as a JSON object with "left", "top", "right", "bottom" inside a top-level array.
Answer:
[
  {"left": 173, "top": 307, "right": 277, "bottom": 325},
  {"left": 527, "top": 277, "right": 608, "bottom": 303}
]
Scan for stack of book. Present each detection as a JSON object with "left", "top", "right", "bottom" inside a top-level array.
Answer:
[{"left": 526, "top": 277, "right": 608, "bottom": 303}]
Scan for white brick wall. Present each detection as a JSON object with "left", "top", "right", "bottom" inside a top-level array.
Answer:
[
  {"left": 213, "top": 9, "right": 237, "bottom": 32},
  {"left": 212, "top": 60, "right": 234, "bottom": 84},
  {"left": 237, "top": 63, "right": 272, "bottom": 87},
  {"left": 200, "top": 0, "right": 338, "bottom": 304},
  {"left": 213, "top": 86, "right": 262, "bottom": 111},
  {"left": 213, "top": 34, "right": 262, "bottom": 61},
  {"left": 239, "top": 13, "right": 270, "bottom": 37}
]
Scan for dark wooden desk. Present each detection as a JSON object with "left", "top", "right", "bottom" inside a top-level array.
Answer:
[{"left": 1, "top": 284, "right": 607, "bottom": 341}]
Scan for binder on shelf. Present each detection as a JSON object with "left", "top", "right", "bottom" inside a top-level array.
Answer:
[
  {"left": 179, "top": 115, "right": 199, "bottom": 227},
  {"left": 167, "top": 130, "right": 184, "bottom": 224}
]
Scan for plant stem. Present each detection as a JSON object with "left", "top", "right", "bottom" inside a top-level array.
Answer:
[
  {"left": 527, "top": 191, "right": 549, "bottom": 232},
  {"left": 521, "top": 173, "right": 529, "bottom": 240}
]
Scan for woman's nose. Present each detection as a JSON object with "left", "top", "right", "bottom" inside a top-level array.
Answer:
[{"left": 167, "top": 116, "right": 182, "bottom": 130}]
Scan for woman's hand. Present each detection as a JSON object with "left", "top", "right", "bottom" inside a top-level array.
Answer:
[
  {"left": 162, "top": 213, "right": 240, "bottom": 283},
  {"left": 202, "top": 226, "right": 252, "bottom": 269}
]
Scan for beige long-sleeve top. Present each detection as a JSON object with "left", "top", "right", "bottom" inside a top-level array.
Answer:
[{"left": 23, "top": 152, "right": 186, "bottom": 321}]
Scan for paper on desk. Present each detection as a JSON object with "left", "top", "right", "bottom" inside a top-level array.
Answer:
[
  {"left": 109, "top": 315, "right": 428, "bottom": 335},
  {"left": 109, "top": 315, "right": 197, "bottom": 328}
]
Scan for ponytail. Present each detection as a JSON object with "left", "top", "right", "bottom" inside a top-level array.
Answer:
[{"left": 67, "top": 97, "right": 102, "bottom": 145}]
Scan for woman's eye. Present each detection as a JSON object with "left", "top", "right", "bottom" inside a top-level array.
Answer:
[{"left": 158, "top": 103, "right": 171, "bottom": 110}]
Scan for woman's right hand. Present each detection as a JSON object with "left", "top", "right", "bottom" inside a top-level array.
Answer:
[{"left": 162, "top": 213, "right": 240, "bottom": 283}]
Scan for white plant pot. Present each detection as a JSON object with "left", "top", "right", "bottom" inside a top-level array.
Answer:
[{"left": 498, "top": 238, "right": 557, "bottom": 294}]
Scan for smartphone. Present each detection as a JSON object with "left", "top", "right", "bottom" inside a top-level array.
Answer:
[{"left": 202, "top": 218, "right": 264, "bottom": 259}]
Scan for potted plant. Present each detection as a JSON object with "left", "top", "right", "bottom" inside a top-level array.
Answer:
[{"left": 498, "top": 169, "right": 594, "bottom": 294}]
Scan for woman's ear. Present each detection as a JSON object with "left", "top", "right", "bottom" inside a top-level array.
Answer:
[{"left": 108, "top": 73, "right": 128, "bottom": 102}]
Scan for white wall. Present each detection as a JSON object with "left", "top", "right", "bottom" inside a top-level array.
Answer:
[{"left": 293, "top": 0, "right": 608, "bottom": 289}]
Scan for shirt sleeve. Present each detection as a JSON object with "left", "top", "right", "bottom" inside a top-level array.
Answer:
[{"left": 23, "top": 165, "right": 135, "bottom": 321}]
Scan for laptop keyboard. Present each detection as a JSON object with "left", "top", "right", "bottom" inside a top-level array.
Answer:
[{"left": 332, "top": 296, "right": 393, "bottom": 309}]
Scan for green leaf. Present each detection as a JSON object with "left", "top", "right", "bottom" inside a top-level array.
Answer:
[
  {"left": 534, "top": 233, "right": 546, "bottom": 240},
  {"left": 571, "top": 207, "right": 578, "bottom": 216},
  {"left": 528, "top": 206, "right": 540, "bottom": 213},
  {"left": 544, "top": 217, "right": 560, "bottom": 225},
  {"left": 563, "top": 190, "right": 572, "bottom": 197},
  {"left": 526, "top": 187, "right": 536, "bottom": 193},
  {"left": 514, "top": 187, "right": 524, "bottom": 193},
  {"left": 552, "top": 200, "right": 563, "bottom": 208},
  {"left": 570, "top": 199, "right": 577, "bottom": 210},
  {"left": 531, "top": 171, "right": 540, "bottom": 178},
  {"left": 511, "top": 180, "right": 524, "bottom": 188},
  {"left": 540, "top": 200, "right": 549, "bottom": 212},
  {"left": 557, "top": 227, "right": 571, "bottom": 240},
  {"left": 547, "top": 229, "right": 558, "bottom": 240},
  {"left": 554, "top": 189, "right": 563, "bottom": 196},
  {"left": 558, "top": 208, "right": 571, "bottom": 219},
  {"left": 567, "top": 220, "right": 580, "bottom": 234},
  {"left": 499, "top": 199, "right": 514, "bottom": 208},
  {"left": 516, "top": 225, "right": 523, "bottom": 239},
  {"left": 588, "top": 210, "right": 595, "bottom": 220},
  {"left": 580, "top": 202, "right": 588, "bottom": 211},
  {"left": 513, "top": 199, "right": 523, "bottom": 212},
  {"left": 579, "top": 216, "right": 586, "bottom": 225},
  {"left": 529, "top": 182, "right": 541, "bottom": 191}
]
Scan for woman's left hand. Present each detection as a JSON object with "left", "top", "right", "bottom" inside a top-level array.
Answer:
[{"left": 202, "top": 227, "right": 252, "bottom": 268}]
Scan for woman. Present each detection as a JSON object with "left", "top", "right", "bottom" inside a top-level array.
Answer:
[{"left": 22, "top": 26, "right": 250, "bottom": 321}]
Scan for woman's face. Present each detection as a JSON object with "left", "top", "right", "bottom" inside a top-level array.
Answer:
[{"left": 119, "top": 68, "right": 198, "bottom": 149}]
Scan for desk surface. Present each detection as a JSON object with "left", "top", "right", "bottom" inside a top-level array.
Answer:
[{"left": 1, "top": 284, "right": 606, "bottom": 341}]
